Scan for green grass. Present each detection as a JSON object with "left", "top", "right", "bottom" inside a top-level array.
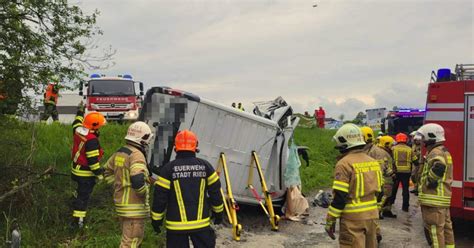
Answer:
[
  {"left": 0, "top": 117, "right": 338, "bottom": 246},
  {"left": 293, "top": 127, "right": 338, "bottom": 194}
]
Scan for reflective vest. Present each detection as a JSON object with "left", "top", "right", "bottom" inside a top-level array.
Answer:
[
  {"left": 104, "top": 145, "right": 150, "bottom": 218},
  {"left": 392, "top": 143, "right": 416, "bottom": 173},
  {"left": 44, "top": 84, "right": 58, "bottom": 105},
  {"left": 419, "top": 145, "right": 453, "bottom": 208},
  {"left": 328, "top": 150, "right": 381, "bottom": 221},
  {"left": 71, "top": 129, "right": 103, "bottom": 177}
]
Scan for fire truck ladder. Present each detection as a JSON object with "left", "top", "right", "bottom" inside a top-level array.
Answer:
[
  {"left": 455, "top": 64, "right": 474, "bottom": 80},
  {"left": 247, "top": 151, "right": 280, "bottom": 231},
  {"left": 216, "top": 152, "right": 242, "bottom": 241}
]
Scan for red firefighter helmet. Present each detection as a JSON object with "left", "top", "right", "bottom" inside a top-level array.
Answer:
[
  {"left": 175, "top": 130, "right": 198, "bottom": 152},
  {"left": 395, "top": 133, "right": 408, "bottom": 143}
]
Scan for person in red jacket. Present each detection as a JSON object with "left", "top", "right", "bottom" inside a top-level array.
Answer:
[
  {"left": 316, "top": 106, "right": 326, "bottom": 129},
  {"left": 70, "top": 102, "right": 106, "bottom": 229}
]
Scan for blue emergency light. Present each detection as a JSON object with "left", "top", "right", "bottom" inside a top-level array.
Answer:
[
  {"left": 90, "top": 73, "right": 101, "bottom": 79},
  {"left": 123, "top": 74, "right": 133, "bottom": 79},
  {"left": 437, "top": 68, "right": 451, "bottom": 82}
]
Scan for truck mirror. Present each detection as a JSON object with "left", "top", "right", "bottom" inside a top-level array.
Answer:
[
  {"left": 79, "top": 82, "right": 83, "bottom": 96},
  {"left": 139, "top": 82, "right": 144, "bottom": 95}
]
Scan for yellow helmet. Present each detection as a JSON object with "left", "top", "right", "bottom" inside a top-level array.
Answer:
[
  {"left": 360, "top": 126, "right": 374, "bottom": 143},
  {"left": 378, "top": 135, "right": 395, "bottom": 149}
]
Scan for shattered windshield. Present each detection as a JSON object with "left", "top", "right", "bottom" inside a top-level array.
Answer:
[{"left": 88, "top": 80, "right": 135, "bottom": 96}]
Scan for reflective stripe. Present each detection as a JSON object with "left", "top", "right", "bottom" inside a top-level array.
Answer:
[
  {"left": 431, "top": 225, "right": 439, "bottom": 248},
  {"left": 376, "top": 170, "right": 382, "bottom": 192},
  {"left": 73, "top": 123, "right": 82, "bottom": 129},
  {"left": 122, "top": 168, "right": 130, "bottom": 205},
  {"left": 207, "top": 172, "right": 219, "bottom": 185},
  {"left": 86, "top": 150, "right": 100, "bottom": 158},
  {"left": 445, "top": 245, "right": 455, "bottom": 248},
  {"left": 131, "top": 238, "right": 138, "bottom": 248},
  {"left": 105, "top": 175, "right": 114, "bottom": 184},
  {"left": 343, "top": 199, "right": 378, "bottom": 213},
  {"left": 89, "top": 162, "right": 100, "bottom": 171},
  {"left": 73, "top": 141, "right": 86, "bottom": 163},
  {"left": 73, "top": 210, "right": 86, "bottom": 218},
  {"left": 332, "top": 180, "right": 349, "bottom": 193},
  {"left": 166, "top": 218, "right": 210, "bottom": 231},
  {"left": 212, "top": 204, "right": 224, "bottom": 213},
  {"left": 130, "top": 163, "right": 147, "bottom": 173},
  {"left": 76, "top": 116, "right": 84, "bottom": 122},
  {"left": 152, "top": 211, "right": 165, "bottom": 221},
  {"left": 136, "top": 185, "right": 147, "bottom": 194},
  {"left": 197, "top": 179, "right": 205, "bottom": 219},
  {"left": 174, "top": 180, "right": 187, "bottom": 222},
  {"left": 328, "top": 206, "right": 342, "bottom": 218},
  {"left": 156, "top": 176, "right": 170, "bottom": 190},
  {"left": 71, "top": 164, "right": 94, "bottom": 177}
]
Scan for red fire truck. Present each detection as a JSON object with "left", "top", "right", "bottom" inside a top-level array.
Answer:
[
  {"left": 425, "top": 64, "right": 474, "bottom": 220},
  {"left": 79, "top": 74, "right": 144, "bottom": 121}
]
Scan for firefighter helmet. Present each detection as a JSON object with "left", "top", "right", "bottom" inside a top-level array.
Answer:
[
  {"left": 83, "top": 112, "right": 106, "bottom": 130},
  {"left": 395, "top": 133, "right": 408, "bottom": 143},
  {"left": 378, "top": 135, "right": 395, "bottom": 149},
  {"left": 125, "top": 121, "right": 153, "bottom": 146},
  {"left": 333, "top": 124, "right": 365, "bottom": 150},
  {"left": 360, "top": 126, "right": 375, "bottom": 143},
  {"left": 417, "top": 123, "right": 445, "bottom": 143},
  {"left": 175, "top": 130, "right": 198, "bottom": 152}
]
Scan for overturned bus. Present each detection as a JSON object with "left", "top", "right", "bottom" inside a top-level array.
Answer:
[{"left": 139, "top": 87, "right": 299, "bottom": 205}]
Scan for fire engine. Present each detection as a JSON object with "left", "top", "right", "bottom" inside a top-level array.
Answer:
[
  {"left": 381, "top": 108, "right": 425, "bottom": 136},
  {"left": 425, "top": 63, "right": 474, "bottom": 220},
  {"left": 79, "top": 74, "right": 144, "bottom": 121}
]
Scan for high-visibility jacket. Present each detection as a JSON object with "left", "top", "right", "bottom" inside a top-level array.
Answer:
[
  {"left": 44, "top": 83, "right": 59, "bottom": 105},
  {"left": 328, "top": 149, "right": 382, "bottom": 220},
  {"left": 151, "top": 151, "right": 224, "bottom": 233},
  {"left": 71, "top": 110, "right": 103, "bottom": 177},
  {"left": 104, "top": 144, "right": 150, "bottom": 218},
  {"left": 367, "top": 145, "right": 395, "bottom": 184},
  {"left": 419, "top": 145, "right": 453, "bottom": 208},
  {"left": 392, "top": 143, "right": 417, "bottom": 173}
]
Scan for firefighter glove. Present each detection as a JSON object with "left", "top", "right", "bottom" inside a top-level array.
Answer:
[
  {"left": 325, "top": 214, "right": 336, "bottom": 240},
  {"left": 152, "top": 220, "right": 162, "bottom": 234},
  {"left": 213, "top": 212, "right": 223, "bottom": 225}
]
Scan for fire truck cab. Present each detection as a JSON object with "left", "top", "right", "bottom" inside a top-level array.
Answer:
[
  {"left": 425, "top": 64, "right": 474, "bottom": 220},
  {"left": 79, "top": 74, "right": 144, "bottom": 121}
]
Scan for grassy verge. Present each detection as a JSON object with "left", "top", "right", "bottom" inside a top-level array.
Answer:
[
  {"left": 0, "top": 118, "right": 337, "bottom": 246},
  {"left": 293, "top": 127, "right": 337, "bottom": 194}
]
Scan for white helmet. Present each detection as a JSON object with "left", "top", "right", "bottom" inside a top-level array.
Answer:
[
  {"left": 125, "top": 121, "right": 154, "bottom": 146},
  {"left": 417, "top": 123, "right": 445, "bottom": 143},
  {"left": 333, "top": 123, "right": 366, "bottom": 150}
]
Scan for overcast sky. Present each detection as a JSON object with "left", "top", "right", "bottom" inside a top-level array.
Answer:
[{"left": 79, "top": 0, "right": 473, "bottom": 119}]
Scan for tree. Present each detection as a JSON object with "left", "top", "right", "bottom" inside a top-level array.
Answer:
[
  {"left": 352, "top": 111, "right": 366, "bottom": 125},
  {"left": 0, "top": 0, "right": 114, "bottom": 115}
]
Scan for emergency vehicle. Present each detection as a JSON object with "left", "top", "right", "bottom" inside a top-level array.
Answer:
[
  {"left": 425, "top": 63, "right": 474, "bottom": 220},
  {"left": 79, "top": 74, "right": 144, "bottom": 121},
  {"left": 381, "top": 108, "right": 425, "bottom": 136}
]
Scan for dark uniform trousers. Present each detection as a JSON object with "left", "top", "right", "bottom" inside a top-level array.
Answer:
[
  {"left": 166, "top": 229, "right": 216, "bottom": 248},
  {"left": 390, "top": 173, "right": 411, "bottom": 210},
  {"left": 71, "top": 174, "right": 96, "bottom": 215},
  {"left": 41, "top": 103, "right": 59, "bottom": 121}
]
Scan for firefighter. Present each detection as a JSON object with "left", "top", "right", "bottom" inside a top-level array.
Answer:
[
  {"left": 316, "top": 106, "right": 326, "bottom": 128},
  {"left": 151, "top": 130, "right": 224, "bottom": 248},
  {"left": 410, "top": 131, "right": 422, "bottom": 195},
  {"left": 417, "top": 123, "right": 455, "bottom": 248},
  {"left": 40, "top": 82, "right": 60, "bottom": 122},
  {"left": 325, "top": 123, "right": 381, "bottom": 247},
  {"left": 390, "top": 133, "right": 418, "bottom": 212},
  {"left": 70, "top": 103, "right": 106, "bottom": 229},
  {"left": 368, "top": 135, "right": 397, "bottom": 218},
  {"left": 361, "top": 126, "right": 375, "bottom": 153},
  {"left": 104, "top": 121, "right": 153, "bottom": 247}
]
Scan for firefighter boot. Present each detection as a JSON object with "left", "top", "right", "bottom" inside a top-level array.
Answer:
[{"left": 382, "top": 210, "right": 397, "bottom": 218}]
